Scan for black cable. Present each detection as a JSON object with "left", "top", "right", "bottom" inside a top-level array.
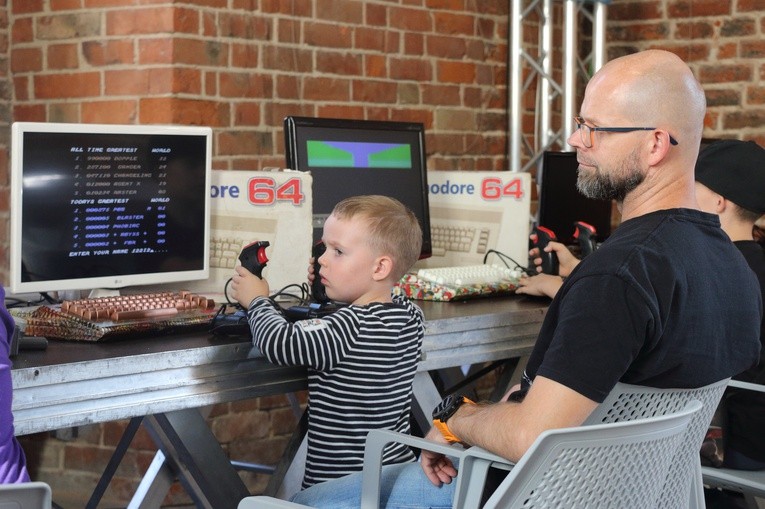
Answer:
[{"left": 482, "top": 249, "right": 535, "bottom": 276}]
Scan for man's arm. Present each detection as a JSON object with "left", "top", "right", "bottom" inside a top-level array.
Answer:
[{"left": 449, "top": 375, "right": 598, "bottom": 461}]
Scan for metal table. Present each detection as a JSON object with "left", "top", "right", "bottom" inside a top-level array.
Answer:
[{"left": 11, "top": 295, "right": 548, "bottom": 508}]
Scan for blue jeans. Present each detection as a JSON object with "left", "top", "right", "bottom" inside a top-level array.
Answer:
[{"left": 291, "top": 461, "right": 456, "bottom": 509}]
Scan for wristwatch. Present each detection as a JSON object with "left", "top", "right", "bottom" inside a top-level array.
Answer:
[{"left": 432, "top": 394, "right": 475, "bottom": 444}]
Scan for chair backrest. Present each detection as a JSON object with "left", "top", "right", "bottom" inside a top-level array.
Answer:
[
  {"left": 583, "top": 378, "right": 729, "bottom": 509},
  {"left": 0, "top": 482, "right": 52, "bottom": 509},
  {"left": 482, "top": 400, "right": 702, "bottom": 509}
]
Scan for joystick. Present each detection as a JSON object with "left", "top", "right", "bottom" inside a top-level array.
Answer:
[
  {"left": 531, "top": 226, "right": 559, "bottom": 275},
  {"left": 573, "top": 221, "right": 598, "bottom": 258},
  {"left": 311, "top": 242, "right": 330, "bottom": 304},
  {"left": 239, "top": 240, "right": 270, "bottom": 278}
]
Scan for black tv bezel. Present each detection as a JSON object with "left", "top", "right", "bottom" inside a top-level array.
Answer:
[
  {"left": 538, "top": 150, "right": 613, "bottom": 245},
  {"left": 284, "top": 115, "right": 432, "bottom": 259}
]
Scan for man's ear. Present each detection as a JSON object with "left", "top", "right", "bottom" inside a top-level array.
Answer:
[
  {"left": 372, "top": 255, "right": 393, "bottom": 281},
  {"left": 715, "top": 194, "right": 728, "bottom": 215}
]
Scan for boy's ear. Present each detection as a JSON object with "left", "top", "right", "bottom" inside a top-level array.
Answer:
[{"left": 372, "top": 255, "right": 394, "bottom": 281}]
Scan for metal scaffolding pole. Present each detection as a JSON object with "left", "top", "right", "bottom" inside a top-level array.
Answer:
[{"left": 508, "top": 0, "right": 610, "bottom": 173}]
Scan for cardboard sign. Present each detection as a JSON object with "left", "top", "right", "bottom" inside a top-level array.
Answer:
[{"left": 415, "top": 171, "right": 531, "bottom": 271}]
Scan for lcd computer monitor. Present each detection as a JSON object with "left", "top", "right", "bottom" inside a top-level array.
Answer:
[
  {"left": 284, "top": 116, "right": 432, "bottom": 259},
  {"left": 10, "top": 122, "right": 212, "bottom": 295},
  {"left": 538, "top": 151, "right": 613, "bottom": 245}
]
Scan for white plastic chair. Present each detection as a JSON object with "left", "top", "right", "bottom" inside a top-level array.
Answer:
[
  {"left": 583, "top": 378, "right": 730, "bottom": 509},
  {"left": 0, "top": 481, "right": 52, "bottom": 509},
  {"left": 238, "top": 401, "right": 703, "bottom": 509},
  {"left": 701, "top": 380, "right": 765, "bottom": 509}
]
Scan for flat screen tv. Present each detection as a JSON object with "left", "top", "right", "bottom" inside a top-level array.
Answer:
[
  {"left": 284, "top": 116, "right": 432, "bottom": 259},
  {"left": 538, "top": 151, "right": 613, "bottom": 244},
  {"left": 9, "top": 122, "right": 212, "bottom": 295}
]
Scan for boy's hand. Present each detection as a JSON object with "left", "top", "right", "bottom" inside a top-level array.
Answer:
[{"left": 231, "top": 265, "right": 270, "bottom": 308}]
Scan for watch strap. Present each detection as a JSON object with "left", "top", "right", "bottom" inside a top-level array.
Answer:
[{"left": 433, "top": 418, "right": 462, "bottom": 444}]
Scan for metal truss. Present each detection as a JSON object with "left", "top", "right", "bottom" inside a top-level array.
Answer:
[{"left": 508, "top": 0, "right": 609, "bottom": 173}]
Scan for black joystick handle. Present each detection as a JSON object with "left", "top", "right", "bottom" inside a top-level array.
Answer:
[
  {"left": 239, "top": 240, "right": 270, "bottom": 279},
  {"left": 531, "top": 226, "right": 559, "bottom": 275},
  {"left": 573, "top": 221, "right": 598, "bottom": 259},
  {"left": 312, "top": 242, "right": 330, "bottom": 304}
]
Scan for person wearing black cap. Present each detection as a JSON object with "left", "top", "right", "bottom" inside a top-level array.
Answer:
[{"left": 695, "top": 139, "right": 765, "bottom": 475}]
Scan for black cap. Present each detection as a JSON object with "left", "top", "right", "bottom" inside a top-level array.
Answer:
[{"left": 695, "top": 139, "right": 765, "bottom": 214}]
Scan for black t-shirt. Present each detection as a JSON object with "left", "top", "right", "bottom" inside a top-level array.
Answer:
[
  {"left": 523, "top": 209, "right": 762, "bottom": 404},
  {"left": 725, "top": 240, "right": 765, "bottom": 461}
]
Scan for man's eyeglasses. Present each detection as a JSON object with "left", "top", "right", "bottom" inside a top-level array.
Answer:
[{"left": 574, "top": 116, "right": 679, "bottom": 148}]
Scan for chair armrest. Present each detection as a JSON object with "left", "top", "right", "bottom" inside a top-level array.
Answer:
[
  {"left": 361, "top": 429, "right": 469, "bottom": 509},
  {"left": 238, "top": 495, "right": 312, "bottom": 508},
  {"left": 727, "top": 380, "right": 765, "bottom": 393},
  {"left": 360, "top": 430, "right": 517, "bottom": 509}
]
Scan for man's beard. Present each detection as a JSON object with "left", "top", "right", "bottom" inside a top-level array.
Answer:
[{"left": 576, "top": 150, "right": 644, "bottom": 202}]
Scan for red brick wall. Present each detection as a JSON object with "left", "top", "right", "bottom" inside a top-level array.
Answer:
[{"left": 4, "top": 0, "right": 765, "bottom": 506}]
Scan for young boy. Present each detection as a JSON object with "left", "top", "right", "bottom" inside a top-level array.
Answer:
[{"left": 230, "top": 195, "right": 425, "bottom": 489}]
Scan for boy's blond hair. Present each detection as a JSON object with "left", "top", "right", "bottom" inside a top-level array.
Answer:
[{"left": 331, "top": 195, "right": 423, "bottom": 281}]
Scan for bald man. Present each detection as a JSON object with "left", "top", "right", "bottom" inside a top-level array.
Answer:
[{"left": 289, "top": 50, "right": 762, "bottom": 509}]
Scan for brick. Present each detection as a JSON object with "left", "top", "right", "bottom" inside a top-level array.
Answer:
[
  {"left": 390, "top": 57, "right": 432, "bottom": 82},
  {"left": 720, "top": 18, "right": 755, "bottom": 38},
  {"left": 51, "top": 0, "right": 82, "bottom": 11},
  {"left": 229, "top": 40, "right": 260, "bottom": 68},
  {"left": 699, "top": 63, "right": 753, "bottom": 83},
  {"left": 723, "top": 109, "right": 765, "bottom": 129},
  {"left": 37, "top": 13, "right": 101, "bottom": 40},
  {"left": 747, "top": 85, "right": 765, "bottom": 105},
  {"left": 275, "top": 74, "right": 299, "bottom": 99},
  {"left": 11, "top": 0, "right": 43, "bottom": 14},
  {"left": 404, "top": 33, "right": 424, "bottom": 56},
  {"left": 138, "top": 38, "right": 174, "bottom": 64},
  {"left": 219, "top": 11, "right": 271, "bottom": 40},
  {"left": 83, "top": 99, "right": 138, "bottom": 124},
  {"left": 234, "top": 102, "right": 261, "bottom": 125},
  {"left": 355, "top": 27, "right": 387, "bottom": 52},
  {"left": 46, "top": 43, "right": 79, "bottom": 70},
  {"left": 11, "top": 18, "right": 34, "bottom": 44},
  {"left": 317, "top": 104, "right": 364, "bottom": 120},
  {"left": 366, "top": 3, "right": 387, "bottom": 26},
  {"left": 738, "top": 0, "right": 765, "bottom": 9},
  {"left": 82, "top": 39, "right": 135, "bottom": 66},
  {"left": 704, "top": 88, "right": 741, "bottom": 107},
  {"left": 316, "top": 51, "right": 362, "bottom": 76},
  {"left": 668, "top": 0, "right": 732, "bottom": 17},
  {"left": 217, "top": 130, "right": 273, "bottom": 156},
  {"left": 262, "top": 46, "right": 313, "bottom": 73},
  {"left": 426, "top": 35, "right": 466, "bottom": 59},
  {"left": 435, "top": 108, "right": 476, "bottom": 131},
  {"left": 106, "top": 8, "right": 174, "bottom": 36},
  {"left": 304, "top": 21, "right": 352, "bottom": 49},
  {"left": 352, "top": 79, "right": 397, "bottom": 103},
  {"left": 389, "top": 6, "right": 432, "bottom": 32},
  {"left": 438, "top": 60, "right": 476, "bottom": 84},
  {"left": 608, "top": 22, "right": 669, "bottom": 41},
  {"left": 13, "top": 103, "right": 46, "bottom": 120},
  {"left": 302, "top": 76, "right": 350, "bottom": 101},
  {"left": 173, "top": 38, "right": 228, "bottom": 66},
  {"left": 11, "top": 47, "right": 42, "bottom": 73},
  {"left": 397, "top": 82, "right": 420, "bottom": 104},
  {"left": 219, "top": 72, "right": 273, "bottom": 98},
  {"left": 433, "top": 11, "right": 474, "bottom": 36},
  {"left": 741, "top": 40, "right": 765, "bottom": 59},
  {"left": 138, "top": 97, "right": 229, "bottom": 126},
  {"left": 34, "top": 72, "right": 100, "bottom": 98},
  {"left": 674, "top": 22, "right": 715, "bottom": 40},
  {"left": 364, "top": 54, "right": 387, "bottom": 78},
  {"left": 315, "top": 0, "right": 362, "bottom": 24},
  {"left": 608, "top": 1, "right": 663, "bottom": 21}
]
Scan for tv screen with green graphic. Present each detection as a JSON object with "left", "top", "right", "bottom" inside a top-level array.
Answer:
[{"left": 285, "top": 116, "right": 431, "bottom": 259}]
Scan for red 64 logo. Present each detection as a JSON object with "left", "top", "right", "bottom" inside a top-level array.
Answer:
[
  {"left": 248, "top": 177, "right": 305, "bottom": 205},
  {"left": 480, "top": 177, "right": 524, "bottom": 201}
]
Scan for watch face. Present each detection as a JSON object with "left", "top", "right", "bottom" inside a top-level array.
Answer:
[{"left": 432, "top": 394, "right": 462, "bottom": 421}]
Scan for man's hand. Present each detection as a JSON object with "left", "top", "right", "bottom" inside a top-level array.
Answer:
[
  {"left": 420, "top": 427, "right": 459, "bottom": 486},
  {"left": 529, "top": 240, "right": 580, "bottom": 277},
  {"left": 516, "top": 273, "right": 564, "bottom": 299}
]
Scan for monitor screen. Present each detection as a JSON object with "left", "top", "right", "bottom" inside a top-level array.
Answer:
[
  {"left": 284, "top": 116, "right": 432, "bottom": 259},
  {"left": 10, "top": 122, "right": 212, "bottom": 295},
  {"left": 538, "top": 151, "right": 613, "bottom": 244}
]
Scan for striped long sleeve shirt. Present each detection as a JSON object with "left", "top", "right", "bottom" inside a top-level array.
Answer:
[{"left": 246, "top": 294, "right": 425, "bottom": 488}]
